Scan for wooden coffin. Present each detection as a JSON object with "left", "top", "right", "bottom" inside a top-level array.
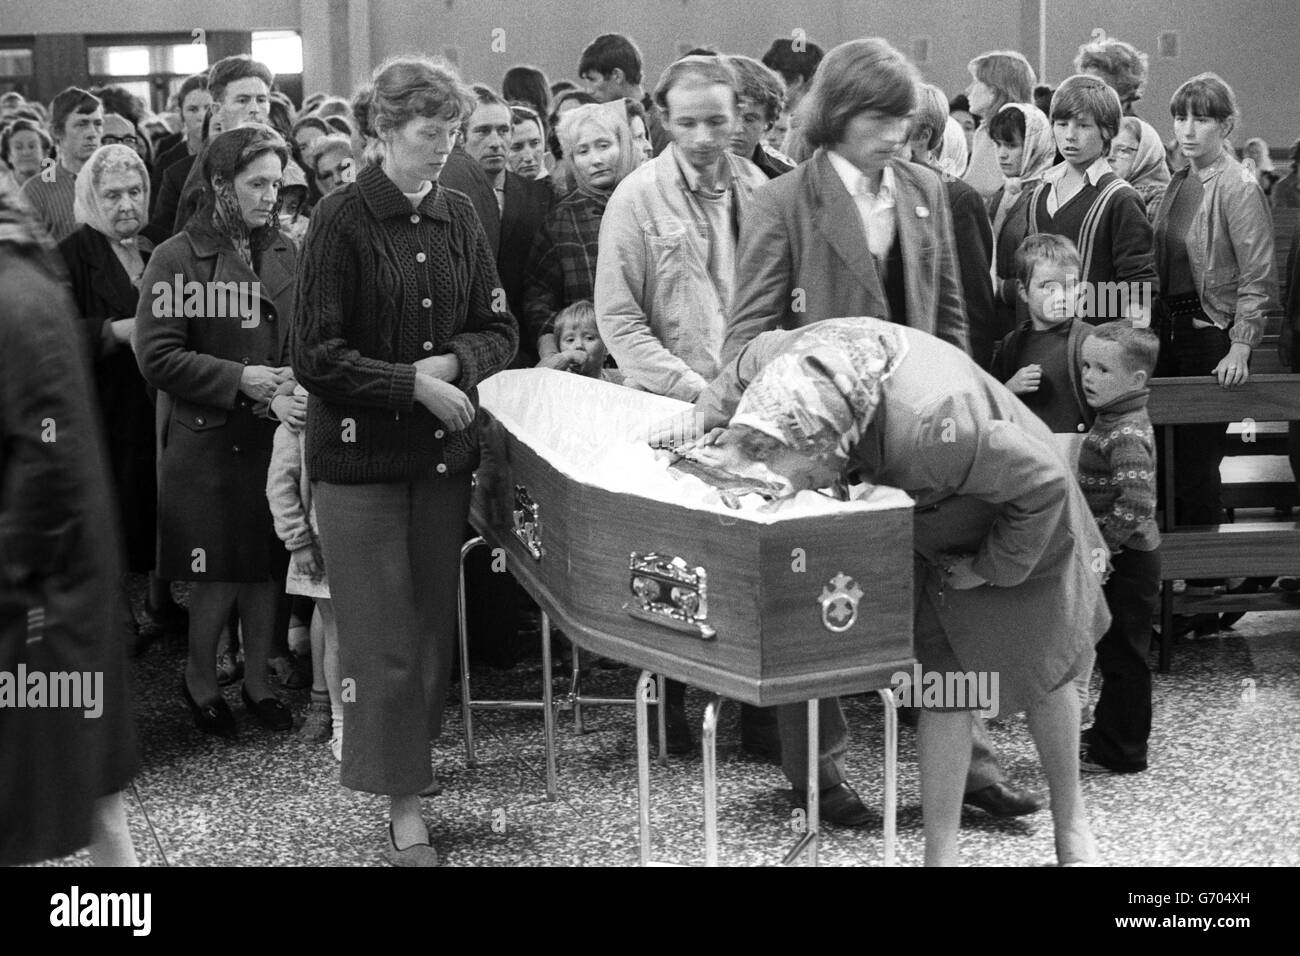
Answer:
[{"left": 471, "top": 370, "right": 915, "bottom": 706}]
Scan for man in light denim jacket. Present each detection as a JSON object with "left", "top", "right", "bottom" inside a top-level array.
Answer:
[{"left": 595, "top": 56, "right": 768, "bottom": 402}]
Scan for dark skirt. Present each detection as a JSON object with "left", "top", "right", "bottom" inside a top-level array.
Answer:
[{"left": 157, "top": 403, "right": 278, "bottom": 581}]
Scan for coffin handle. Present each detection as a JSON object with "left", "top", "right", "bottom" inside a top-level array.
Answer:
[
  {"left": 623, "top": 552, "right": 716, "bottom": 641},
  {"left": 512, "top": 484, "right": 544, "bottom": 560}
]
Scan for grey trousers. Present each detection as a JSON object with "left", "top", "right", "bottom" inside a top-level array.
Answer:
[
  {"left": 778, "top": 701, "right": 1004, "bottom": 794},
  {"left": 314, "top": 474, "right": 471, "bottom": 796}
]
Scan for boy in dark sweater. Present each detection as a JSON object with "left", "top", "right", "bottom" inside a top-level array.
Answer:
[
  {"left": 1028, "top": 74, "right": 1157, "bottom": 327},
  {"left": 1077, "top": 321, "right": 1162, "bottom": 773},
  {"left": 990, "top": 233, "right": 1094, "bottom": 436}
]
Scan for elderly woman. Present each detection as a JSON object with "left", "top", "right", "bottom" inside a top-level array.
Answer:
[
  {"left": 292, "top": 56, "right": 517, "bottom": 867},
  {"left": 136, "top": 126, "right": 302, "bottom": 738},
  {"left": 0, "top": 186, "right": 139, "bottom": 866},
  {"left": 671, "top": 316, "right": 1108, "bottom": 866},
  {"left": 1108, "top": 116, "right": 1172, "bottom": 219},
  {"left": 1153, "top": 73, "right": 1278, "bottom": 549},
  {"left": 57, "top": 144, "right": 165, "bottom": 626},
  {"left": 522, "top": 102, "right": 638, "bottom": 363},
  {"left": 962, "top": 50, "right": 1038, "bottom": 199},
  {"left": 1, "top": 118, "right": 52, "bottom": 190}
]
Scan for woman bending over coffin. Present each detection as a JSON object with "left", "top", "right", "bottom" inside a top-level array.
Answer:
[{"left": 659, "top": 317, "right": 1110, "bottom": 866}]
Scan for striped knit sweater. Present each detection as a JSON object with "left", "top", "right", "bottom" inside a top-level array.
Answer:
[
  {"left": 1077, "top": 388, "right": 1161, "bottom": 552},
  {"left": 17, "top": 162, "right": 78, "bottom": 243}
]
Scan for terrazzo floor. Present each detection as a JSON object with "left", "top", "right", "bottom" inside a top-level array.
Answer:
[{"left": 36, "top": 605, "right": 1300, "bottom": 868}]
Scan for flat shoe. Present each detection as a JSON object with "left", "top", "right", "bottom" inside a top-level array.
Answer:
[
  {"left": 241, "top": 686, "right": 293, "bottom": 731},
  {"left": 181, "top": 675, "right": 237, "bottom": 738},
  {"left": 385, "top": 823, "right": 439, "bottom": 867}
]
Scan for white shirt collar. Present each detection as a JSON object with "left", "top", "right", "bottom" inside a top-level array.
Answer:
[
  {"left": 826, "top": 150, "right": 896, "bottom": 199},
  {"left": 1042, "top": 155, "right": 1112, "bottom": 187}
]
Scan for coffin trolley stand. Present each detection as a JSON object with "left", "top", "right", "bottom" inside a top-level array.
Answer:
[{"left": 460, "top": 370, "right": 917, "bottom": 866}]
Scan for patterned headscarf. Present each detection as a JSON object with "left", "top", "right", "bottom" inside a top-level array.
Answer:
[
  {"left": 73, "top": 144, "right": 149, "bottom": 284},
  {"left": 730, "top": 318, "right": 909, "bottom": 466},
  {"left": 1117, "top": 117, "right": 1171, "bottom": 212}
]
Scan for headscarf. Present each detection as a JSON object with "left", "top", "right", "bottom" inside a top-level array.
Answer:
[
  {"left": 934, "top": 116, "right": 970, "bottom": 179},
  {"left": 730, "top": 318, "right": 909, "bottom": 467},
  {"left": 557, "top": 103, "right": 638, "bottom": 205},
  {"left": 197, "top": 127, "right": 288, "bottom": 270},
  {"left": 73, "top": 144, "right": 149, "bottom": 286},
  {"left": 1117, "top": 117, "right": 1171, "bottom": 213},
  {"left": 989, "top": 102, "right": 1056, "bottom": 240}
]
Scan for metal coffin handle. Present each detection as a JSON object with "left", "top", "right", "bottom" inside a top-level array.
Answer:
[
  {"left": 623, "top": 551, "right": 716, "bottom": 640},
  {"left": 512, "top": 484, "right": 544, "bottom": 560}
]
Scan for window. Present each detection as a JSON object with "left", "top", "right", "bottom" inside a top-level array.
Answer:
[
  {"left": 252, "top": 31, "right": 302, "bottom": 75},
  {"left": 87, "top": 38, "right": 210, "bottom": 114},
  {"left": 0, "top": 45, "right": 33, "bottom": 98}
]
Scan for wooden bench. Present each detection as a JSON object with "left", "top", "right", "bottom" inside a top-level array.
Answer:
[{"left": 1147, "top": 374, "right": 1300, "bottom": 672}]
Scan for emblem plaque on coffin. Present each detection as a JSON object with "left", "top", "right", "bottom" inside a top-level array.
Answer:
[{"left": 819, "top": 573, "right": 864, "bottom": 633}]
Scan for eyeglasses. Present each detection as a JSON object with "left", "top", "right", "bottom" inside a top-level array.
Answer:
[{"left": 101, "top": 134, "right": 139, "bottom": 147}]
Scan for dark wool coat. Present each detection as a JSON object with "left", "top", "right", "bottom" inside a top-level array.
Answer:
[
  {"left": 134, "top": 217, "right": 298, "bottom": 581},
  {"left": 58, "top": 225, "right": 158, "bottom": 571}
]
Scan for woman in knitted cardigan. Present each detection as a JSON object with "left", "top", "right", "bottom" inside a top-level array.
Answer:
[{"left": 292, "top": 56, "right": 517, "bottom": 867}]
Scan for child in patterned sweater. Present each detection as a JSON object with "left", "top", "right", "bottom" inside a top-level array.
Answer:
[{"left": 1077, "top": 321, "right": 1162, "bottom": 773}]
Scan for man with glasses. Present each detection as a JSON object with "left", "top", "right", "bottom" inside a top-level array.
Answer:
[{"left": 18, "top": 87, "right": 103, "bottom": 242}]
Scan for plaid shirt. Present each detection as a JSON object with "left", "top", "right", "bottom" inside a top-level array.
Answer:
[{"left": 521, "top": 189, "right": 606, "bottom": 345}]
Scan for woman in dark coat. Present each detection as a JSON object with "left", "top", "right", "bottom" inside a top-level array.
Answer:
[
  {"left": 57, "top": 144, "right": 181, "bottom": 633},
  {"left": 0, "top": 187, "right": 138, "bottom": 865},
  {"left": 667, "top": 317, "right": 1110, "bottom": 866},
  {"left": 135, "top": 126, "right": 302, "bottom": 738}
]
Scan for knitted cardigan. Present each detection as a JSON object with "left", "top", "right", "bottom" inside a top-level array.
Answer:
[
  {"left": 291, "top": 165, "right": 518, "bottom": 484},
  {"left": 1076, "top": 388, "right": 1160, "bottom": 552}
]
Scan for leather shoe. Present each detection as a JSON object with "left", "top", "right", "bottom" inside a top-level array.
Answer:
[
  {"left": 963, "top": 783, "right": 1046, "bottom": 817},
  {"left": 241, "top": 686, "right": 293, "bottom": 731},
  {"left": 791, "top": 782, "right": 876, "bottom": 828},
  {"left": 181, "top": 675, "right": 237, "bottom": 738}
]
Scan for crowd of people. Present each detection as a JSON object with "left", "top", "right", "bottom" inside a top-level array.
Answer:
[{"left": 1, "top": 27, "right": 1296, "bottom": 868}]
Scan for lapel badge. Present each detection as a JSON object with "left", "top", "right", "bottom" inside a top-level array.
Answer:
[
  {"left": 915, "top": 205, "right": 930, "bottom": 219},
  {"left": 819, "top": 572, "right": 864, "bottom": 633}
]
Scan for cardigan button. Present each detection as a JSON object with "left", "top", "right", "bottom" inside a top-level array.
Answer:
[
  {"left": 410, "top": 214, "right": 420, "bottom": 224},
  {"left": 1077, "top": 423, "right": 1086, "bottom": 432},
  {"left": 422, "top": 297, "right": 432, "bottom": 308},
  {"left": 436, "top": 463, "right": 447, "bottom": 474},
  {"left": 434, "top": 429, "right": 445, "bottom": 439},
  {"left": 416, "top": 252, "right": 427, "bottom": 263},
  {"left": 423, "top": 340, "right": 434, "bottom": 351}
]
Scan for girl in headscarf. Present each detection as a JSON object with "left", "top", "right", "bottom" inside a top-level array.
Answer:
[
  {"left": 1108, "top": 116, "right": 1172, "bottom": 220},
  {"left": 669, "top": 315, "right": 1109, "bottom": 866},
  {"left": 58, "top": 144, "right": 172, "bottom": 633},
  {"left": 521, "top": 102, "right": 638, "bottom": 364},
  {"left": 986, "top": 103, "right": 1058, "bottom": 339},
  {"left": 1, "top": 184, "right": 139, "bottom": 865}
]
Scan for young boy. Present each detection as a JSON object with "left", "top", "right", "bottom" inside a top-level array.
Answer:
[
  {"left": 1077, "top": 321, "right": 1162, "bottom": 773},
  {"left": 990, "top": 233, "right": 1094, "bottom": 435},
  {"left": 539, "top": 300, "right": 623, "bottom": 383},
  {"left": 1027, "top": 74, "right": 1156, "bottom": 326}
]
